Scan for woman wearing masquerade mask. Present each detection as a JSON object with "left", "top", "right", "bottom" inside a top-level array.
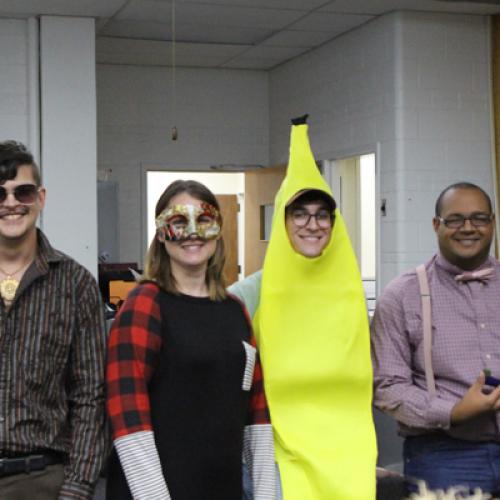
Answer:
[{"left": 105, "top": 180, "right": 276, "bottom": 500}]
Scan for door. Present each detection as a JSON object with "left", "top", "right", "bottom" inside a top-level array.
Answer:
[
  {"left": 244, "top": 166, "right": 286, "bottom": 276},
  {"left": 216, "top": 194, "right": 239, "bottom": 286},
  {"left": 325, "top": 154, "right": 377, "bottom": 313}
]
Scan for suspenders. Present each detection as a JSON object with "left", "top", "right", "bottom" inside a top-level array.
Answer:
[{"left": 415, "top": 264, "right": 437, "bottom": 397}]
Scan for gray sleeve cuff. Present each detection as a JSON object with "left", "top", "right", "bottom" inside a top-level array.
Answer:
[{"left": 427, "top": 397, "right": 455, "bottom": 430}]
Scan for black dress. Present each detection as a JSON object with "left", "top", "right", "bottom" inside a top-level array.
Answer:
[{"left": 106, "top": 286, "right": 256, "bottom": 500}]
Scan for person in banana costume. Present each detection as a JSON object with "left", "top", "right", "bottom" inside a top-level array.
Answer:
[{"left": 229, "top": 114, "right": 377, "bottom": 499}]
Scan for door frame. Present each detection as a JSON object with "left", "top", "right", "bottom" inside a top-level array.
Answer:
[
  {"left": 321, "top": 141, "right": 381, "bottom": 297},
  {"left": 140, "top": 163, "right": 246, "bottom": 275}
]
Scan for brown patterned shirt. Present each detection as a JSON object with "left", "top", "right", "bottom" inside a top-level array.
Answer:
[{"left": 0, "top": 230, "right": 109, "bottom": 499}]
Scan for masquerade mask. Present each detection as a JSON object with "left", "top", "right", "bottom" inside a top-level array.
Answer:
[{"left": 156, "top": 203, "right": 221, "bottom": 241}]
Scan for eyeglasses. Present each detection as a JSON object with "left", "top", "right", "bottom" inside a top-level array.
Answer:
[
  {"left": 437, "top": 213, "right": 493, "bottom": 229},
  {"left": 288, "top": 209, "right": 333, "bottom": 228},
  {"left": 0, "top": 184, "right": 40, "bottom": 205}
]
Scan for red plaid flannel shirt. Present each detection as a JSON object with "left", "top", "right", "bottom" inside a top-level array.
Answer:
[{"left": 106, "top": 282, "right": 270, "bottom": 440}]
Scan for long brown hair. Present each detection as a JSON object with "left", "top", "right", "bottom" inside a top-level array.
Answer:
[{"left": 143, "top": 179, "right": 227, "bottom": 301}]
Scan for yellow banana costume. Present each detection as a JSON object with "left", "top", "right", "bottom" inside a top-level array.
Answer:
[{"left": 254, "top": 117, "right": 377, "bottom": 499}]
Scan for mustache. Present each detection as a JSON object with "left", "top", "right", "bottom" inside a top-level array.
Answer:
[{"left": 0, "top": 208, "right": 28, "bottom": 217}]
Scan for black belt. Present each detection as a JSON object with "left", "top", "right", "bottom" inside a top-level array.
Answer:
[{"left": 0, "top": 451, "right": 62, "bottom": 478}]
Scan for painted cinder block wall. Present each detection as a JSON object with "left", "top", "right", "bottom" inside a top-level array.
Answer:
[
  {"left": 269, "top": 11, "right": 493, "bottom": 289},
  {"left": 96, "top": 65, "right": 269, "bottom": 263}
]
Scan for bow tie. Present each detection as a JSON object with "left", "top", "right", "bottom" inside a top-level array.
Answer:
[{"left": 455, "top": 267, "right": 494, "bottom": 283}]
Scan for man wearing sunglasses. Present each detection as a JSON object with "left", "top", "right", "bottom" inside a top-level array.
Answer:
[
  {"left": 0, "top": 141, "right": 108, "bottom": 500},
  {"left": 371, "top": 182, "right": 500, "bottom": 494}
]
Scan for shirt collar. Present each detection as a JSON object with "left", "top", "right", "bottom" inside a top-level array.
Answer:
[
  {"left": 11, "top": 229, "right": 63, "bottom": 300},
  {"left": 34, "top": 228, "right": 63, "bottom": 275},
  {"left": 435, "top": 253, "right": 497, "bottom": 279}
]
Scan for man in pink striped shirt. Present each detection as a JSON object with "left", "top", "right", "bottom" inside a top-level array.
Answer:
[{"left": 371, "top": 182, "right": 500, "bottom": 494}]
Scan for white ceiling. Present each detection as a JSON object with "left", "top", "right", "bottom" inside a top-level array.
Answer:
[{"left": 1, "top": 0, "right": 500, "bottom": 69}]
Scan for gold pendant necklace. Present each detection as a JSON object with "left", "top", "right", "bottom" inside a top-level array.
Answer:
[
  {"left": 0, "top": 263, "right": 27, "bottom": 301},
  {"left": 0, "top": 276, "right": 19, "bottom": 301}
]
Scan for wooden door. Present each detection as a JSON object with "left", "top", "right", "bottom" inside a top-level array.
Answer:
[
  {"left": 244, "top": 166, "right": 286, "bottom": 276},
  {"left": 216, "top": 194, "right": 239, "bottom": 286}
]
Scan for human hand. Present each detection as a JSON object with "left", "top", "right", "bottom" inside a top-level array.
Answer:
[{"left": 450, "top": 372, "right": 500, "bottom": 425}]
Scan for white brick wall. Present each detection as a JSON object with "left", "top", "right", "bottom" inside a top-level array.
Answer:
[
  {"left": 269, "top": 12, "right": 493, "bottom": 288},
  {"left": 270, "top": 14, "right": 397, "bottom": 163},
  {"left": 393, "top": 12, "right": 492, "bottom": 283},
  {"left": 97, "top": 65, "right": 269, "bottom": 263}
]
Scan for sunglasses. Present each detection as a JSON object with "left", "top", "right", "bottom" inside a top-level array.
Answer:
[{"left": 0, "top": 184, "right": 40, "bottom": 205}]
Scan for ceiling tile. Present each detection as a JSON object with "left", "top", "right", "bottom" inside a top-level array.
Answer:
[
  {"left": 161, "top": 0, "right": 330, "bottom": 10},
  {"left": 321, "top": 0, "right": 500, "bottom": 15},
  {"left": 97, "top": 36, "right": 250, "bottom": 66},
  {"left": 262, "top": 30, "right": 336, "bottom": 48},
  {"left": 414, "top": 0, "right": 500, "bottom": 15},
  {"left": 291, "top": 12, "right": 374, "bottom": 32},
  {"left": 174, "top": 24, "right": 273, "bottom": 44},
  {"left": 221, "top": 57, "right": 283, "bottom": 70},
  {"left": 177, "top": 44, "right": 247, "bottom": 59},
  {"left": 319, "top": 0, "right": 409, "bottom": 15},
  {"left": 97, "top": 51, "right": 162, "bottom": 66},
  {"left": 118, "top": 1, "right": 304, "bottom": 30},
  {"left": 99, "top": 19, "right": 273, "bottom": 45},
  {"left": 99, "top": 20, "right": 172, "bottom": 40},
  {"left": 97, "top": 51, "right": 239, "bottom": 67},
  {"left": 240, "top": 45, "right": 307, "bottom": 59},
  {"left": 0, "top": 0, "right": 126, "bottom": 18},
  {"left": 97, "top": 37, "right": 247, "bottom": 58},
  {"left": 114, "top": 0, "right": 171, "bottom": 22}
]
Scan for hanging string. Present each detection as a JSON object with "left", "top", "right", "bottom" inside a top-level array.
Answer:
[{"left": 171, "top": 0, "right": 178, "bottom": 140}]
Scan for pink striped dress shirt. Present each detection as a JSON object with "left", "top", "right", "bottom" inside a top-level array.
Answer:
[{"left": 371, "top": 254, "right": 500, "bottom": 441}]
